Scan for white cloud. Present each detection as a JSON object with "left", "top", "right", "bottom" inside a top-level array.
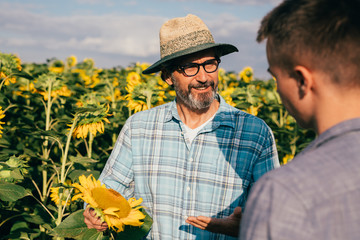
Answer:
[
  {"left": 207, "top": 14, "right": 259, "bottom": 38},
  {"left": 0, "top": 1, "right": 273, "bottom": 78},
  {"left": 3, "top": 38, "right": 38, "bottom": 47},
  {"left": 0, "top": 3, "right": 258, "bottom": 58},
  {"left": 0, "top": 3, "right": 163, "bottom": 57}
]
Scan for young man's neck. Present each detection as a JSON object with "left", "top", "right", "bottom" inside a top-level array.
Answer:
[{"left": 315, "top": 87, "right": 360, "bottom": 135}]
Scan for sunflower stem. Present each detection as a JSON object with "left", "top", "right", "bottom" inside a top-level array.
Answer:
[
  {"left": 30, "top": 193, "right": 56, "bottom": 220},
  {"left": 60, "top": 114, "right": 78, "bottom": 184},
  {"left": 41, "top": 77, "right": 53, "bottom": 202},
  {"left": 25, "top": 78, "right": 31, "bottom": 106},
  {"left": 55, "top": 201, "right": 63, "bottom": 228},
  {"left": 146, "top": 90, "right": 152, "bottom": 110},
  {"left": 55, "top": 113, "right": 73, "bottom": 233},
  {"left": 88, "top": 132, "right": 94, "bottom": 158},
  {"left": 0, "top": 75, "right": 8, "bottom": 91},
  {"left": 55, "top": 116, "right": 78, "bottom": 231},
  {"left": 279, "top": 108, "right": 284, "bottom": 128}
]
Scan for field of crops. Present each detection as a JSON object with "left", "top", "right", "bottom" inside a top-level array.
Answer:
[{"left": 0, "top": 52, "right": 315, "bottom": 239}]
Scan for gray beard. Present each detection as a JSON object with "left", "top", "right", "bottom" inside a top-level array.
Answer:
[{"left": 172, "top": 75, "right": 217, "bottom": 111}]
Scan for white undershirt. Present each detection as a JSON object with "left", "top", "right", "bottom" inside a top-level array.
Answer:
[{"left": 183, "top": 114, "right": 215, "bottom": 144}]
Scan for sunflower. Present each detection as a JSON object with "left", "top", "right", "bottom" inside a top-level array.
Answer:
[
  {"left": 15, "top": 56, "right": 22, "bottom": 71},
  {"left": 125, "top": 72, "right": 142, "bottom": 92},
  {"left": 72, "top": 121, "right": 108, "bottom": 139},
  {"left": 66, "top": 55, "right": 77, "bottom": 68},
  {"left": 220, "top": 87, "right": 237, "bottom": 107},
  {"left": 124, "top": 72, "right": 148, "bottom": 113},
  {"left": 0, "top": 107, "right": 5, "bottom": 138},
  {"left": 282, "top": 154, "right": 294, "bottom": 165},
  {"left": 49, "top": 59, "right": 65, "bottom": 74},
  {"left": 245, "top": 105, "right": 261, "bottom": 116},
  {"left": 1, "top": 72, "right": 16, "bottom": 86},
  {"left": 138, "top": 62, "right": 150, "bottom": 72},
  {"left": 239, "top": 66, "right": 254, "bottom": 83},
  {"left": 50, "top": 187, "right": 69, "bottom": 206},
  {"left": 125, "top": 98, "right": 148, "bottom": 113},
  {"left": 49, "top": 66, "right": 64, "bottom": 73},
  {"left": 72, "top": 104, "right": 111, "bottom": 139},
  {"left": 72, "top": 175, "right": 145, "bottom": 232},
  {"left": 72, "top": 68, "right": 101, "bottom": 88},
  {"left": 0, "top": 53, "right": 22, "bottom": 85},
  {"left": 37, "top": 85, "right": 72, "bottom": 101},
  {"left": 50, "top": 181, "right": 74, "bottom": 206},
  {"left": 105, "top": 88, "right": 123, "bottom": 102}
]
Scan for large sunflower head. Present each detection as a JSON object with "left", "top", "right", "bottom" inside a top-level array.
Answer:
[{"left": 72, "top": 175, "right": 145, "bottom": 232}]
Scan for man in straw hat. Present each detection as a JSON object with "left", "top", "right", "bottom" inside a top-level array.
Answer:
[
  {"left": 84, "top": 14, "right": 279, "bottom": 239},
  {"left": 240, "top": 0, "right": 360, "bottom": 239}
]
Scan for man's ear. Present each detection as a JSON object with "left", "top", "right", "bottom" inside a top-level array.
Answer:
[
  {"left": 293, "top": 65, "right": 314, "bottom": 98},
  {"left": 161, "top": 69, "right": 174, "bottom": 86}
]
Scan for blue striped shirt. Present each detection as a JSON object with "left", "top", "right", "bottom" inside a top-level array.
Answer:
[{"left": 99, "top": 95, "right": 279, "bottom": 239}]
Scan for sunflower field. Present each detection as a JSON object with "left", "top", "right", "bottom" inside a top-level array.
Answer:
[{"left": 0, "top": 51, "right": 315, "bottom": 239}]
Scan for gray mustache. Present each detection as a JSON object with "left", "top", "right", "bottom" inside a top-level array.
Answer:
[{"left": 189, "top": 81, "right": 214, "bottom": 90}]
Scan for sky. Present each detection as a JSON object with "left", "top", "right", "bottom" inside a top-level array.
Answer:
[{"left": 0, "top": 0, "right": 282, "bottom": 80}]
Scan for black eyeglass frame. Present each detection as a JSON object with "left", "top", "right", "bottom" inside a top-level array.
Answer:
[{"left": 175, "top": 58, "right": 221, "bottom": 77}]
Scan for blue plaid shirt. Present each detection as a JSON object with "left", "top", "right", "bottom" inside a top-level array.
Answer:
[{"left": 99, "top": 95, "right": 279, "bottom": 239}]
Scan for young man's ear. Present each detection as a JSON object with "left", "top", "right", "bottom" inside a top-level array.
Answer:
[
  {"left": 161, "top": 69, "right": 174, "bottom": 86},
  {"left": 293, "top": 65, "right": 313, "bottom": 97}
]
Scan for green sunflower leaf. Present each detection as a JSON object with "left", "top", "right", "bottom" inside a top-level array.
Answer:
[
  {"left": 51, "top": 209, "right": 103, "bottom": 239},
  {"left": 0, "top": 182, "right": 29, "bottom": 201}
]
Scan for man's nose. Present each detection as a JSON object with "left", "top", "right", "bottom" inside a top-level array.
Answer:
[{"left": 195, "top": 66, "right": 208, "bottom": 82}]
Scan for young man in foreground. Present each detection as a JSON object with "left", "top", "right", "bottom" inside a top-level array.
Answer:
[{"left": 240, "top": 0, "right": 360, "bottom": 239}]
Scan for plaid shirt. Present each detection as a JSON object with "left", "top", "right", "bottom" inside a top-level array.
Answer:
[{"left": 99, "top": 95, "right": 279, "bottom": 240}]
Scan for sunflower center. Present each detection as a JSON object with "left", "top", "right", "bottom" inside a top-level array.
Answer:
[{"left": 92, "top": 187, "right": 131, "bottom": 218}]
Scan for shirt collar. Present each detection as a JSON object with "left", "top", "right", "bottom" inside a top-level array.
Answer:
[{"left": 301, "top": 118, "right": 360, "bottom": 153}]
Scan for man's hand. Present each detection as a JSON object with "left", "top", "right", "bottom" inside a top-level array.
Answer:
[
  {"left": 186, "top": 206, "right": 242, "bottom": 237},
  {"left": 83, "top": 207, "right": 108, "bottom": 232}
]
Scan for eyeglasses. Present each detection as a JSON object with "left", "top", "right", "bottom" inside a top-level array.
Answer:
[{"left": 176, "top": 58, "right": 221, "bottom": 77}]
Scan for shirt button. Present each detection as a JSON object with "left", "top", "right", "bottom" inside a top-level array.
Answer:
[
  {"left": 186, "top": 187, "right": 190, "bottom": 192},
  {"left": 184, "top": 215, "right": 188, "bottom": 220},
  {"left": 189, "top": 158, "right": 193, "bottom": 162}
]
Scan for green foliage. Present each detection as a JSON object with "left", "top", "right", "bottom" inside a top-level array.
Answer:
[
  {"left": 0, "top": 182, "right": 29, "bottom": 201},
  {"left": 0, "top": 52, "right": 315, "bottom": 238},
  {"left": 52, "top": 210, "right": 99, "bottom": 239},
  {"left": 52, "top": 208, "right": 152, "bottom": 240}
]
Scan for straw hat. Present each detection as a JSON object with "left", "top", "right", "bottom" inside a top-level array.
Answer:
[{"left": 142, "top": 14, "right": 238, "bottom": 74}]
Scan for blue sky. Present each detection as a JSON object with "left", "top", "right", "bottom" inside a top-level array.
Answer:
[{"left": 0, "top": 0, "right": 282, "bottom": 79}]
